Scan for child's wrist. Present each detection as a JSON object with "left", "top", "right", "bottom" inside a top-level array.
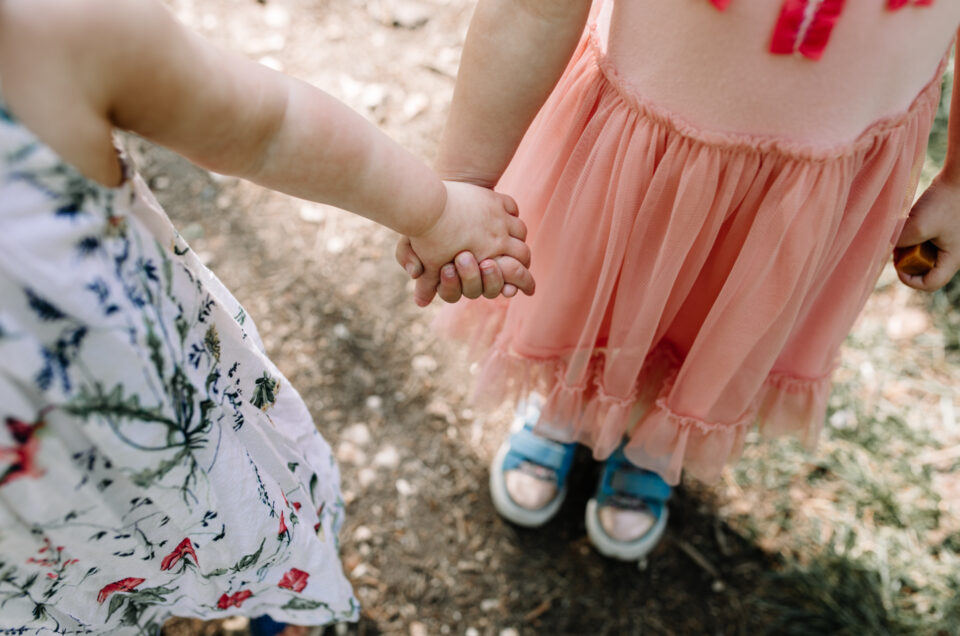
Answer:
[{"left": 404, "top": 178, "right": 448, "bottom": 239}]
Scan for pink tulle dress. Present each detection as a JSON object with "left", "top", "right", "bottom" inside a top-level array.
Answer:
[{"left": 438, "top": 0, "right": 960, "bottom": 484}]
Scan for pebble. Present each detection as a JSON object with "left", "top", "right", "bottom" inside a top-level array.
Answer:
[
  {"left": 396, "top": 478, "right": 416, "bottom": 496},
  {"left": 263, "top": 5, "right": 290, "bottom": 28},
  {"left": 258, "top": 56, "right": 284, "bottom": 72},
  {"left": 336, "top": 441, "right": 367, "bottom": 466},
  {"left": 353, "top": 525, "right": 374, "bottom": 543},
  {"left": 299, "top": 203, "right": 327, "bottom": 223},
  {"left": 358, "top": 467, "right": 378, "bottom": 489},
  {"left": 412, "top": 354, "right": 438, "bottom": 373},
  {"left": 480, "top": 598, "right": 500, "bottom": 612},
  {"left": 402, "top": 92, "right": 430, "bottom": 120},
  {"left": 374, "top": 445, "right": 401, "bottom": 469},
  {"left": 365, "top": 395, "right": 384, "bottom": 411},
  {"left": 390, "top": 0, "right": 430, "bottom": 29},
  {"left": 409, "top": 622, "right": 428, "bottom": 636},
  {"left": 342, "top": 422, "right": 372, "bottom": 446},
  {"left": 333, "top": 323, "right": 350, "bottom": 340},
  {"left": 500, "top": 630, "right": 520, "bottom": 636},
  {"left": 465, "top": 629, "right": 480, "bottom": 636},
  {"left": 220, "top": 616, "right": 249, "bottom": 633}
]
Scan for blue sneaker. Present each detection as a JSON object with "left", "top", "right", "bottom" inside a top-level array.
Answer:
[
  {"left": 585, "top": 446, "right": 671, "bottom": 561},
  {"left": 489, "top": 400, "right": 577, "bottom": 527}
]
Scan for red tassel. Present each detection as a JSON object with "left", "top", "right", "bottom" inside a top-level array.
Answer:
[
  {"left": 889, "top": 0, "right": 934, "bottom": 8},
  {"left": 799, "top": 0, "right": 846, "bottom": 60},
  {"left": 770, "top": 0, "right": 809, "bottom": 55}
]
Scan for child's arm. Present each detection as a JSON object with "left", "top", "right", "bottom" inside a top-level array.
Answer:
[
  {"left": 435, "top": 0, "right": 593, "bottom": 185},
  {"left": 0, "top": 0, "right": 532, "bottom": 304},
  {"left": 896, "top": 31, "right": 960, "bottom": 291},
  {"left": 396, "top": 0, "right": 592, "bottom": 302}
]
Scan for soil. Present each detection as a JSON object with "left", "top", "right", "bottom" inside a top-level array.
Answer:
[{"left": 139, "top": 0, "right": 920, "bottom": 633}]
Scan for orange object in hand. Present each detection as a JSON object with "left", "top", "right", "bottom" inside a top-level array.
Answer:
[{"left": 893, "top": 241, "right": 938, "bottom": 276}]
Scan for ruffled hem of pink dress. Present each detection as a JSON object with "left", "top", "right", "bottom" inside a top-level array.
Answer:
[{"left": 436, "top": 29, "right": 942, "bottom": 485}]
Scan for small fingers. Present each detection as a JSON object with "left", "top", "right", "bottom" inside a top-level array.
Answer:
[
  {"left": 437, "top": 263, "right": 463, "bottom": 304},
  {"left": 897, "top": 248, "right": 957, "bottom": 292},
  {"left": 506, "top": 214, "right": 527, "bottom": 242},
  {"left": 501, "top": 193, "right": 519, "bottom": 217},
  {"left": 395, "top": 237, "right": 424, "bottom": 279},
  {"left": 478, "top": 259, "right": 505, "bottom": 298},
  {"left": 494, "top": 256, "right": 535, "bottom": 297},
  {"left": 500, "top": 237, "right": 532, "bottom": 269},
  {"left": 413, "top": 270, "right": 439, "bottom": 307},
  {"left": 455, "top": 252, "right": 484, "bottom": 299}
]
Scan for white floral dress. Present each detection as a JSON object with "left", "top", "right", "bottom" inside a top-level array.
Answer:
[{"left": 0, "top": 89, "right": 358, "bottom": 634}]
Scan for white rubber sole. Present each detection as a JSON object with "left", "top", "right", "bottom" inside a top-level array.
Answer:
[
  {"left": 585, "top": 498, "right": 668, "bottom": 561},
  {"left": 489, "top": 441, "right": 567, "bottom": 528}
]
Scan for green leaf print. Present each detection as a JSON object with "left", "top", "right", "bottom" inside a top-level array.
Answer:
[
  {"left": 251, "top": 372, "right": 279, "bottom": 410},
  {"left": 106, "top": 594, "right": 125, "bottom": 622},
  {"left": 280, "top": 597, "right": 330, "bottom": 611},
  {"left": 204, "top": 324, "right": 221, "bottom": 361},
  {"left": 232, "top": 538, "right": 265, "bottom": 572},
  {"left": 144, "top": 318, "right": 165, "bottom": 380}
]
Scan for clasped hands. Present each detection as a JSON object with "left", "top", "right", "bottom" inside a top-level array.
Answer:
[{"left": 396, "top": 180, "right": 535, "bottom": 306}]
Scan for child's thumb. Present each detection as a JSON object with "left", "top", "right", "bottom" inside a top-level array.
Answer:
[{"left": 414, "top": 271, "right": 440, "bottom": 306}]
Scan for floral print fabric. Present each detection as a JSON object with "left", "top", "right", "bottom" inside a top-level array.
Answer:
[{"left": 0, "top": 94, "right": 357, "bottom": 633}]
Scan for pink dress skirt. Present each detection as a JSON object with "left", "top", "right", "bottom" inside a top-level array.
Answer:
[{"left": 439, "top": 0, "right": 954, "bottom": 484}]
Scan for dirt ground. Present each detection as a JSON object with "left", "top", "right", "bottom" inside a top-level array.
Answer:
[{"left": 139, "top": 1, "right": 957, "bottom": 634}]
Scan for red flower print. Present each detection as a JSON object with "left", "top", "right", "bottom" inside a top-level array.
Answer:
[
  {"left": 292, "top": 502, "right": 302, "bottom": 511},
  {"left": 277, "top": 568, "right": 309, "bottom": 593},
  {"left": 278, "top": 512, "right": 288, "bottom": 538},
  {"left": 97, "top": 577, "right": 146, "bottom": 604},
  {"left": 160, "top": 537, "right": 199, "bottom": 571},
  {"left": 0, "top": 415, "right": 47, "bottom": 487},
  {"left": 217, "top": 589, "right": 253, "bottom": 609}
]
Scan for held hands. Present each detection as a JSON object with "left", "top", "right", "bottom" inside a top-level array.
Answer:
[
  {"left": 398, "top": 181, "right": 535, "bottom": 306},
  {"left": 896, "top": 174, "right": 960, "bottom": 291}
]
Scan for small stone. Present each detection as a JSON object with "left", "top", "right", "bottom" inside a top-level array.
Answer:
[
  {"left": 326, "top": 236, "right": 346, "bottom": 254},
  {"left": 396, "top": 478, "right": 416, "bottom": 496},
  {"left": 402, "top": 92, "right": 430, "bottom": 120},
  {"left": 465, "top": 629, "right": 480, "bottom": 636},
  {"left": 258, "top": 56, "right": 283, "bottom": 72},
  {"left": 336, "top": 441, "right": 367, "bottom": 466},
  {"left": 333, "top": 323, "right": 350, "bottom": 340},
  {"left": 886, "top": 307, "right": 930, "bottom": 340},
  {"left": 374, "top": 445, "right": 400, "bottom": 469},
  {"left": 342, "top": 423, "right": 371, "bottom": 446},
  {"left": 151, "top": 175, "right": 170, "bottom": 190},
  {"left": 712, "top": 580, "right": 726, "bottom": 593},
  {"left": 390, "top": 0, "right": 430, "bottom": 28},
  {"left": 221, "top": 616, "right": 249, "bottom": 633},
  {"left": 361, "top": 84, "right": 388, "bottom": 110},
  {"left": 353, "top": 525, "right": 374, "bottom": 543},
  {"left": 299, "top": 203, "right": 328, "bottom": 223},
  {"left": 480, "top": 598, "right": 499, "bottom": 612},
  {"left": 426, "top": 399, "right": 456, "bottom": 423},
  {"left": 410, "top": 621, "right": 428, "bottom": 636},
  {"left": 365, "top": 395, "right": 384, "bottom": 411},
  {"left": 263, "top": 5, "right": 290, "bottom": 28},
  {"left": 358, "top": 467, "right": 378, "bottom": 488},
  {"left": 412, "top": 355, "right": 438, "bottom": 373},
  {"left": 499, "top": 630, "right": 519, "bottom": 636}
]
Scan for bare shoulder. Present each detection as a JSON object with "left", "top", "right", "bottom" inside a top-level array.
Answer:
[{"left": 0, "top": 0, "right": 167, "bottom": 184}]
